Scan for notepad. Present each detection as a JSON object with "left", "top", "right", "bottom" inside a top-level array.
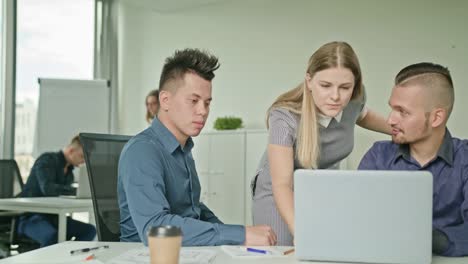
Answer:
[{"left": 220, "top": 246, "right": 292, "bottom": 258}]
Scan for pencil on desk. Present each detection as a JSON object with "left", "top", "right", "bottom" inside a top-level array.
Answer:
[{"left": 283, "top": 248, "right": 295, "bottom": 255}]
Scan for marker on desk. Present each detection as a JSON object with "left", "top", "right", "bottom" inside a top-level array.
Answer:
[
  {"left": 70, "top": 245, "right": 109, "bottom": 255},
  {"left": 246, "top": 247, "right": 268, "bottom": 254}
]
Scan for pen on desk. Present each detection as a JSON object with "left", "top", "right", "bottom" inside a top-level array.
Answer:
[
  {"left": 283, "top": 248, "right": 295, "bottom": 255},
  {"left": 70, "top": 245, "right": 109, "bottom": 255},
  {"left": 246, "top": 247, "right": 268, "bottom": 254}
]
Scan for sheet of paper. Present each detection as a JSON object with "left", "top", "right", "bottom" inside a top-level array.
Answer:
[
  {"left": 14, "top": 258, "right": 105, "bottom": 264},
  {"left": 105, "top": 247, "right": 216, "bottom": 264},
  {"left": 83, "top": 261, "right": 105, "bottom": 264},
  {"left": 220, "top": 246, "right": 292, "bottom": 258}
]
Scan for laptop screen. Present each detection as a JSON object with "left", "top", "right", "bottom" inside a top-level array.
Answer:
[{"left": 294, "top": 169, "right": 432, "bottom": 264}]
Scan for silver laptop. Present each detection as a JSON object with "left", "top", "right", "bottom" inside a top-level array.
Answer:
[
  {"left": 294, "top": 169, "right": 432, "bottom": 264},
  {"left": 75, "top": 167, "right": 92, "bottom": 199}
]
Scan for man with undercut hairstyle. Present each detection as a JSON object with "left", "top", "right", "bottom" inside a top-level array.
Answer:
[
  {"left": 17, "top": 135, "right": 96, "bottom": 247},
  {"left": 359, "top": 62, "right": 468, "bottom": 256},
  {"left": 118, "top": 48, "right": 276, "bottom": 246}
]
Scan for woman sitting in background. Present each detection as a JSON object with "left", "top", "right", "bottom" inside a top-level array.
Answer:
[{"left": 145, "top": 89, "right": 159, "bottom": 124}]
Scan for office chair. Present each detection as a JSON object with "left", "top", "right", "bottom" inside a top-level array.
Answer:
[
  {"left": 0, "top": 160, "right": 39, "bottom": 257},
  {"left": 0, "top": 159, "right": 20, "bottom": 257},
  {"left": 0, "top": 160, "right": 23, "bottom": 199},
  {"left": 80, "top": 133, "right": 131, "bottom": 242}
]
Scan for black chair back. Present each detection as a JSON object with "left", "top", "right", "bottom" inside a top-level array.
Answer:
[
  {"left": 80, "top": 133, "right": 131, "bottom": 242},
  {"left": 0, "top": 160, "right": 24, "bottom": 199},
  {"left": 0, "top": 159, "right": 24, "bottom": 230}
]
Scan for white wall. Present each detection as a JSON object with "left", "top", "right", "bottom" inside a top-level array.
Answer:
[{"left": 117, "top": 0, "right": 468, "bottom": 169}]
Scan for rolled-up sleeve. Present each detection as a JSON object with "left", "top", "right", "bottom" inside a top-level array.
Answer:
[{"left": 120, "top": 141, "right": 245, "bottom": 246}]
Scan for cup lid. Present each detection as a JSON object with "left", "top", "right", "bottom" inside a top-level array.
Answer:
[{"left": 148, "top": 225, "right": 182, "bottom": 237}]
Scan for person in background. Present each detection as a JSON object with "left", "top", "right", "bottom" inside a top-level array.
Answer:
[
  {"left": 17, "top": 135, "right": 96, "bottom": 247},
  {"left": 359, "top": 62, "right": 468, "bottom": 257},
  {"left": 145, "top": 89, "right": 159, "bottom": 124},
  {"left": 118, "top": 48, "right": 277, "bottom": 246},
  {"left": 251, "top": 41, "right": 391, "bottom": 245}
]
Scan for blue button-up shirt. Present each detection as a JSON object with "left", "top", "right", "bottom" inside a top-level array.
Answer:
[
  {"left": 359, "top": 129, "right": 468, "bottom": 257},
  {"left": 118, "top": 118, "right": 245, "bottom": 246}
]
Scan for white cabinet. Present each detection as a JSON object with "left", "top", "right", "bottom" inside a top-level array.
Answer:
[
  {"left": 191, "top": 130, "right": 268, "bottom": 226},
  {"left": 192, "top": 131, "right": 246, "bottom": 225}
]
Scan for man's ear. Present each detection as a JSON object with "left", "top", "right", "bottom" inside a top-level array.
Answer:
[
  {"left": 159, "top": 90, "right": 171, "bottom": 112},
  {"left": 430, "top": 108, "right": 447, "bottom": 128}
]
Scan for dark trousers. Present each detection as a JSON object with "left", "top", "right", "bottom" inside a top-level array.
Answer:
[{"left": 17, "top": 214, "right": 96, "bottom": 247}]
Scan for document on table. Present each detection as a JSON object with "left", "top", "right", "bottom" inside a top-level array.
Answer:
[
  {"left": 14, "top": 258, "right": 105, "bottom": 264},
  {"left": 221, "top": 246, "right": 292, "bottom": 258},
  {"left": 13, "top": 255, "right": 105, "bottom": 264},
  {"left": 106, "top": 247, "right": 217, "bottom": 264}
]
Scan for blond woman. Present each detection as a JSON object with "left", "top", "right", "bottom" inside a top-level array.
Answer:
[{"left": 251, "top": 41, "right": 391, "bottom": 245}]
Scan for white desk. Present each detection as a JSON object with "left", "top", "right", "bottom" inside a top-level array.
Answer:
[
  {"left": 0, "top": 197, "right": 93, "bottom": 242},
  {"left": 1, "top": 241, "right": 467, "bottom": 264}
]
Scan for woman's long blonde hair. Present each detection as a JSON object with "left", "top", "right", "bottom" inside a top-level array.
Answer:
[{"left": 267, "top": 41, "right": 363, "bottom": 169}]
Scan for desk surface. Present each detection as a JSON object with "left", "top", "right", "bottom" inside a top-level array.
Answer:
[
  {"left": 1, "top": 241, "right": 467, "bottom": 264},
  {"left": 0, "top": 197, "right": 92, "bottom": 210},
  {"left": 0, "top": 197, "right": 94, "bottom": 243}
]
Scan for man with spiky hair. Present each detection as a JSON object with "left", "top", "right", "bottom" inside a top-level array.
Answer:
[
  {"left": 359, "top": 62, "right": 468, "bottom": 256},
  {"left": 118, "top": 48, "right": 276, "bottom": 246}
]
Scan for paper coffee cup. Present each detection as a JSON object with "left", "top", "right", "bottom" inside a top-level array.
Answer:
[{"left": 147, "top": 225, "right": 183, "bottom": 264}]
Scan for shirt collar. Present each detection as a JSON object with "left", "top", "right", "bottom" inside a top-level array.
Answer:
[
  {"left": 396, "top": 128, "right": 454, "bottom": 166},
  {"left": 318, "top": 111, "right": 343, "bottom": 128},
  {"left": 437, "top": 129, "right": 454, "bottom": 165},
  {"left": 150, "top": 117, "right": 194, "bottom": 154}
]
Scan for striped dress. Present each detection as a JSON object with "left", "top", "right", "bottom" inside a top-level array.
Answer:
[{"left": 251, "top": 95, "right": 366, "bottom": 245}]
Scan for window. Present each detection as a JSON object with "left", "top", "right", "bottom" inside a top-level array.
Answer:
[{"left": 15, "top": 0, "right": 94, "bottom": 180}]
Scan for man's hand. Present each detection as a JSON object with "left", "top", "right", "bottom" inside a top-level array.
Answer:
[{"left": 244, "top": 225, "right": 277, "bottom": 246}]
